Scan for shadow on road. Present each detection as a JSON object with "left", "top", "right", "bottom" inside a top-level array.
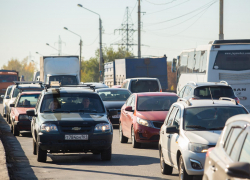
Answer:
[{"left": 0, "top": 113, "right": 37, "bottom": 180}]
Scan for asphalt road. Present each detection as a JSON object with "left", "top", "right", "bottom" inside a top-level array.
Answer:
[{"left": 0, "top": 103, "right": 179, "bottom": 180}]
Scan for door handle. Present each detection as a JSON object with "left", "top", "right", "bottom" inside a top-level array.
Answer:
[
  {"left": 211, "top": 166, "right": 217, "bottom": 172},
  {"left": 161, "top": 131, "right": 164, "bottom": 134}
]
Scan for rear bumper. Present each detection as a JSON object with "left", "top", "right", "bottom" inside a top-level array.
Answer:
[
  {"left": 14, "top": 120, "right": 31, "bottom": 131},
  {"left": 134, "top": 123, "right": 160, "bottom": 143},
  {"left": 38, "top": 132, "right": 113, "bottom": 152}
]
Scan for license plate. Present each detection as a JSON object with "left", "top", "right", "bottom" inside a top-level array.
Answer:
[
  {"left": 112, "top": 114, "right": 120, "bottom": 118},
  {"left": 65, "top": 134, "right": 88, "bottom": 140}
]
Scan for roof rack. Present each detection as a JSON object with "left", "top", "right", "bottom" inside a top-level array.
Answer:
[
  {"left": 219, "top": 97, "right": 238, "bottom": 105},
  {"left": 187, "top": 81, "right": 197, "bottom": 86},
  {"left": 177, "top": 98, "right": 191, "bottom": 106},
  {"left": 220, "top": 81, "right": 228, "bottom": 85},
  {"left": 14, "top": 81, "right": 43, "bottom": 87},
  {"left": 44, "top": 84, "right": 96, "bottom": 92}
]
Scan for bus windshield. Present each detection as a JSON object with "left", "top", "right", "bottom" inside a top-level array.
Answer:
[{"left": 214, "top": 50, "right": 250, "bottom": 71}]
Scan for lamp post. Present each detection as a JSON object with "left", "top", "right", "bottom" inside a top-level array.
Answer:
[
  {"left": 77, "top": 4, "right": 103, "bottom": 82},
  {"left": 63, "top": 27, "right": 82, "bottom": 82},
  {"left": 46, "top": 43, "right": 60, "bottom": 55}
]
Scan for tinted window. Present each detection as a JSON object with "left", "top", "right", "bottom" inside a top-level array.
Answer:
[
  {"left": 184, "top": 107, "right": 247, "bottom": 131},
  {"left": 230, "top": 130, "right": 246, "bottom": 161},
  {"left": 49, "top": 75, "right": 78, "bottom": 85},
  {"left": 137, "top": 96, "right": 178, "bottom": 111},
  {"left": 0, "top": 75, "right": 17, "bottom": 82},
  {"left": 17, "top": 94, "right": 40, "bottom": 107},
  {"left": 214, "top": 50, "right": 250, "bottom": 71},
  {"left": 131, "top": 80, "right": 159, "bottom": 93},
  {"left": 98, "top": 90, "right": 131, "bottom": 101},
  {"left": 239, "top": 134, "right": 250, "bottom": 163},
  {"left": 40, "top": 93, "right": 105, "bottom": 113},
  {"left": 6, "top": 87, "right": 13, "bottom": 96},
  {"left": 126, "top": 95, "right": 134, "bottom": 106},
  {"left": 194, "top": 86, "right": 235, "bottom": 99}
]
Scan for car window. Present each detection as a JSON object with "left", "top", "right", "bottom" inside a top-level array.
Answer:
[
  {"left": 172, "top": 108, "right": 181, "bottom": 129},
  {"left": 229, "top": 129, "right": 246, "bottom": 161},
  {"left": 183, "top": 86, "right": 191, "bottom": 97},
  {"left": 35, "top": 94, "right": 42, "bottom": 111},
  {"left": 130, "top": 80, "right": 159, "bottom": 93},
  {"left": 5, "top": 87, "right": 12, "bottom": 97},
  {"left": 131, "top": 95, "right": 135, "bottom": 110},
  {"left": 194, "top": 86, "right": 235, "bottom": 99},
  {"left": 178, "top": 86, "right": 186, "bottom": 98},
  {"left": 126, "top": 95, "right": 133, "bottom": 106},
  {"left": 98, "top": 90, "right": 131, "bottom": 101},
  {"left": 17, "top": 94, "right": 40, "bottom": 107},
  {"left": 166, "top": 107, "right": 177, "bottom": 126},
  {"left": 239, "top": 134, "right": 250, "bottom": 163},
  {"left": 224, "top": 127, "right": 242, "bottom": 155}
]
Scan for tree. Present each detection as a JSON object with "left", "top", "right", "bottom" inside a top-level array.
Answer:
[{"left": 166, "top": 61, "right": 177, "bottom": 92}]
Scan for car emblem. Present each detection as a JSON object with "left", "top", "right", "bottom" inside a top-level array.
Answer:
[{"left": 72, "top": 127, "right": 81, "bottom": 131}]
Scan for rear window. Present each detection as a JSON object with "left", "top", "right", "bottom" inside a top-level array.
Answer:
[
  {"left": 0, "top": 75, "right": 17, "bottom": 82},
  {"left": 194, "top": 86, "right": 235, "bottom": 99},
  {"left": 131, "top": 80, "right": 159, "bottom": 93},
  {"left": 17, "top": 94, "right": 40, "bottom": 107}
]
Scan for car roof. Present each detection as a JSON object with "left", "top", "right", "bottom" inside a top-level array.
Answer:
[
  {"left": 44, "top": 87, "right": 96, "bottom": 94},
  {"left": 96, "top": 88, "right": 130, "bottom": 91},
  {"left": 226, "top": 114, "right": 250, "bottom": 125},
  {"left": 136, "top": 92, "right": 177, "bottom": 96},
  {"left": 187, "top": 82, "right": 229, "bottom": 87},
  {"left": 15, "top": 84, "right": 43, "bottom": 88},
  {"left": 20, "top": 91, "right": 41, "bottom": 95}
]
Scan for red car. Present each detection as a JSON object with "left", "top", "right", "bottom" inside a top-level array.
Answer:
[
  {"left": 10, "top": 91, "right": 41, "bottom": 136},
  {"left": 119, "top": 92, "right": 178, "bottom": 148}
]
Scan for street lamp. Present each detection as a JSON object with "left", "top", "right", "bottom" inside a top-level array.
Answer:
[
  {"left": 63, "top": 27, "right": 82, "bottom": 82},
  {"left": 46, "top": 43, "right": 60, "bottom": 55},
  {"left": 77, "top": 4, "right": 103, "bottom": 82}
]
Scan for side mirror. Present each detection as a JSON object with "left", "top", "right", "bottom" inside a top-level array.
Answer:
[
  {"left": 171, "top": 58, "right": 177, "bottom": 72},
  {"left": 10, "top": 104, "right": 15, "bottom": 107},
  {"left": 108, "top": 110, "right": 118, "bottom": 116},
  {"left": 1, "top": 95, "right": 4, "bottom": 99},
  {"left": 166, "top": 126, "right": 179, "bottom": 134},
  {"left": 125, "top": 106, "right": 133, "bottom": 112},
  {"left": 26, "top": 109, "right": 37, "bottom": 117},
  {"left": 6, "top": 95, "right": 10, "bottom": 99},
  {"left": 226, "top": 162, "right": 250, "bottom": 179}
]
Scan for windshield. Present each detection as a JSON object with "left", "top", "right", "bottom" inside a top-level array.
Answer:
[
  {"left": 40, "top": 93, "right": 105, "bottom": 113},
  {"left": 194, "top": 86, "right": 235, "bottom": 99},
  {"left": 0, "top": 75, "right": 17, "bottom": 82},
  {"left": 184, "top": 107, "right": 247, "bottom": 131},
  {"left": 98, "top": 90, "right": 131, "bottom": 101},
  {"left": 17, "top": 94, "right": 40, "bottom": 107},
  {"left": 13, "top": 88, "right": 43, "bottom": 98},
  {"left": 214, "top": 50, "right": 250, "bottom": 71},
  {"left": 131, "top": 80, "right": 159, "bottom": 93},
  {"left": 49, "top": 75, "right": 78, "bottom": 85},
  {"left": 137, "top": 96, "right": 178, "bottom": 111}
]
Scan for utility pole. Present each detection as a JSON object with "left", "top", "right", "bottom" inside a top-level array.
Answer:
[
  {"left": 219, "top": 0, "right": 224, "bottom": 40},
  {"left": 99, "top": 18, "right": 103, "bottom": 82},
  {"left": 138, "top": 0, "right": 141, "bottom": 58}
]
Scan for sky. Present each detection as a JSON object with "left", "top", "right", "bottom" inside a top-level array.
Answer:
[{"left": 0, "top": 0, "right": 250, "bottom": 69}]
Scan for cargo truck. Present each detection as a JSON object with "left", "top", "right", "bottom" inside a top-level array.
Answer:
[
  {"left": 104, "top": 56, "right": 168, "bottom": 91},
  {"left": 0, "top": 70, "right": 19, "bottom": 99},
  {"left": 40, "top": 56, "right": 80, "bottom": 85}
]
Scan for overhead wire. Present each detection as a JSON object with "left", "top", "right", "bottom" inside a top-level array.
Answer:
[
  {"left": 85, "top": 34, "right": 99, "bottom": 46},
  {"left": 144, "top": 0, "right": 177, "bottom": 5}
]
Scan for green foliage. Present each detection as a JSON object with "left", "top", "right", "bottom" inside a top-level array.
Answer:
[{"left": 2, "top": 57, "right": 36, "bottom": 81}]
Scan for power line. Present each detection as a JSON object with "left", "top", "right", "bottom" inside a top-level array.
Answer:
[
  {"left": 144, "top": 0, "right": 177, "bottom": 5},
  {"left": 130, "top": 1, "right": 137, "bottom": 15},
  {"left": 85, "top": 34, "right": 99, "bottom": 46}
]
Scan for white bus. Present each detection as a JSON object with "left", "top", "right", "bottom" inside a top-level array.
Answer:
[{"left": 172, "top": 39, "right": 250, "bottom": 110}]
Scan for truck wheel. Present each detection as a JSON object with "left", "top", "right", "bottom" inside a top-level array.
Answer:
[
  {"left": 37, "top": 138, "right": 47, "bottom": 162},
  {"left": 12, "top": 124, "right": 19, "bottom": 136},
  {"left": 160, "top": 148, "right": 173, "bottom": 175},
  {"left": 119, "top": 123, "right": 128, "bottom": 143},
  {"left": 33, "top": 139, "right": 37, "bottom": 155},
  {"left": 179, "top": 155, "right": 193, "bottom": 180},
  {"left": 101, "top": 146, "right": 111, "bottom": 161},
  {"left": 131, "top": 126, "right": 141, "bottom": 148}
]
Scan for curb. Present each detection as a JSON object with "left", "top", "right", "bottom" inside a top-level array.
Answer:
[{"left": 0, "top": 138, "right": 9, "bottom": 180}]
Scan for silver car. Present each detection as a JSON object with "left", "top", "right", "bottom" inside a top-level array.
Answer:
[{"left": 159, "top": 98, "right": 248, "bottom": 180}]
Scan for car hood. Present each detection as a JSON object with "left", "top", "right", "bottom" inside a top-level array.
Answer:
[
  {"left": 39, "top": 113, "right": 109, "bottom": 122},
  {"left": 184, "top": 130, "right": 222, "bottom": 145},
  {"left": 16, "top": 107, "right": 35, "bottom": 114},
  {"left": 103, "top": 101, "right": 125, "bottom": 110},
  {"left": 136, "top": 111, "right": 168, "bottom": 121}
]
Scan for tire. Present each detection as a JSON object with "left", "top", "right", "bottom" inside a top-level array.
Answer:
[
  {"left": 37, "top": 138, "right": 47, "bottom": 162},
  {"left": 131, "top": 126, "right": 141, "bottom": 148},
  {"left": 179, "top": 155, "right": 193, "bottom": 180},
  {"left": 33, "top": 138, "right": 37, "bottom": 155},
  {"left": 12, "top": 123, "right": 19, "bottom": 136},
  {"left": 101, "top": 146, "right": 112, "bottom": 161},
  {"left": 160, "top": 148, "right": 173, "bottom": 175},
  {"left": 119, "top": 123, "right": 128, "bottom": 143}
]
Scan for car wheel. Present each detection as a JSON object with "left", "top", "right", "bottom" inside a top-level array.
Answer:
[
  {"left": 33, "top": 138, "right": 37, "bottom": 155},
  {"left": 12, "top": 123, "right": 19, "bottom": 136},
  {"left": 131, "top": 126, "right": 141, "bottom": 148},
  {"left": 37, "top": 138, "right": 47, "bottom": 162},
  {"left": 160, "top": 148, "right": 173, "bottom": 175},
  {"left": 101, "top": 146, "right": 111, "bottom": 161},
  {"left": 119, "top": 123, "right": 128, "bottom": 143},
  {"left": 179, "top": 155, "right": 193, "bottom": 180}
]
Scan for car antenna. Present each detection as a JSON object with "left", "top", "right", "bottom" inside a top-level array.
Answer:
[{"left": 209, "top": 87, "right": 214, "bottom": 104}]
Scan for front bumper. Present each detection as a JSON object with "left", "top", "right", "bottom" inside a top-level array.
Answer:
[
  {"left": 38, "top": 132, "right": 113, "bottom": 152},
  {"left": 14, "top": 120, "right": 31, "bottom": 131},
  {"left": 134, "top": 123, "right": 160, "bottom": 143}
]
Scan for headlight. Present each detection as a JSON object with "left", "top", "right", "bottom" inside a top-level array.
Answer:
[
  {"left": 188, "top": 143, "right": 209, "bottom": 153},
  {"left": 94, "top": 123, "right": 111, "bottom": 132},
  {"left": 19, "top": 115, "right": 29, "bottom": 120},
  {"left": 41, "top": 123, "right": 58, "bottom": 132},
  {"left": 137, "top": 117, "right": 153, "bottom": 128}
]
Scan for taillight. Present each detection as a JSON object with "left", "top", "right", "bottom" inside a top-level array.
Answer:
[
  {"left": 160, "top": 89, "right": 162, "bottom": 92},
  {"left": 206, "top": 147, "right": 215, "bottom": 158},
  {"left": 234, "top": 97, "right": 240, "bottom": 104}
]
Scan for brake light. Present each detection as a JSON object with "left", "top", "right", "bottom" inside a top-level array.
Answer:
[
  {"left": 234, "top": 97, "right": 240, "bottom": 104},
  {"left": 206, "top": 147, "right": 215, "bottom": 158},
  {"left": 160, "top": 89, "right": 162, "bottom": 92},
  {"left": 190, "top": 98, "right": 198, "bottom": 100}
]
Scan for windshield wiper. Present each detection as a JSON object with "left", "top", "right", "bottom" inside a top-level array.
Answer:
[
  {"left": 71, "top": 109, "right": 85, "bottom": 113},
  {"left": 186, "top": 125, "right": 207, "bottom": 130},
  {"left": 208, "top": 127, "right": 224, "bottom": 130}
]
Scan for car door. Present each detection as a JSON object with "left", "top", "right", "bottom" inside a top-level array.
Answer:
[
  {"left": 121, "top": 94, "right": 133, "bottom": 138},
  {"left": 126, "top": 95, "right": 136, "bottom": 138},
  {"left": 161, "top": 106, "right": 178, "bottom": 165}
]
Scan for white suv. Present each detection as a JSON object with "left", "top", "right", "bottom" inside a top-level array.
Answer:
[{"left": 159, "top": 98, "right": 248, "bottom": 180}]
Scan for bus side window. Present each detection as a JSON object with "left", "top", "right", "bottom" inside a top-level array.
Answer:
[
  {"left": 187, "top": 51, "right": 194, "bottom": 73},
  {"left": 193, "top": 51, "right": 201, "bottom": 73},
  {"left": 200, "top": 51, "right": 207, "bottom": 73}
]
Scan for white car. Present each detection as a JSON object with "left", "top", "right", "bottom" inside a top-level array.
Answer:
[
  {"left": 159, "top": 98, "right": 248, "bottom": 180},
  {"left": 1, "top": 85, "right": 14, "bottom": 118}
]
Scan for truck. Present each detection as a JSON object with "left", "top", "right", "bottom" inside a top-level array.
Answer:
[
  {"left": 104, "top": 56, "right": 168, "bottom": 91},
  {"left": 0, "top": 70, "right": 19, "bottom": 98},
  {"left": 40, "top": 56, "right": 80, "bottom": 85}
]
